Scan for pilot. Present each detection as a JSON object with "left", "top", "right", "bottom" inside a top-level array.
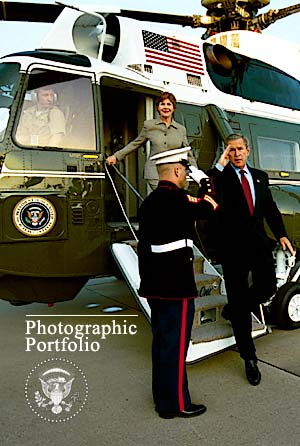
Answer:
[
  {"left": 137, "top": 147, "right": 218, "bottom": 419},
  {"left": 16, "top": 86, "right": 66, "bottom": 147}
]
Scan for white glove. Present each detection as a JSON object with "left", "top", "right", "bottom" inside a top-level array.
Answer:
[{"left": 188, "top": 165, "right": 208, "bottom": 184}]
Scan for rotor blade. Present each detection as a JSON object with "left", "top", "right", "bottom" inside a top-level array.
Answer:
[
  {"left": 256, "top": 2, "right": 300, "bottom": 30},
  {"left": 0, "top": 1, "right": 63, "bottom": 22},
  {"left": 118, "top": 9, "right": 195, "bottom": 27},
  {"left": 0, "top": 2, "right": 197, "bottom": 28}
]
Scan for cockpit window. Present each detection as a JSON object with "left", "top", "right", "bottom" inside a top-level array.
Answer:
[
  {"left": 14, "top": 69, "right": 96, "bottom": 151},
  {"left": 204, "top": 43, "right": 300, "bottom": 111},
  {"left": 0, "top": 62, "right": 20, "bottom": 142},
  {"left": 258, "top": 136, "right": 300, "bottom": 172}
]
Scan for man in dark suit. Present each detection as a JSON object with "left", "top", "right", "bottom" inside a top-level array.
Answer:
[{"left": 210, "top": 133, "right": 294, "bottom": 385}]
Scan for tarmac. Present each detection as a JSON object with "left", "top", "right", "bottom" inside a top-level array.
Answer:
[{"left": 1, "top": 275, "right": 300, "bottom": 446}]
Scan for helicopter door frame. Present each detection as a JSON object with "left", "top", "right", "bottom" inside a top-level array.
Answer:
[
  {"left": 98, "top": 74, "right": 161, "bottom": 219},
  {"left": 98, "top": 80, "right": 145, "bottom": 219},
  {"left": 144, "top": 95, "right": 154, "bottom": 196}
]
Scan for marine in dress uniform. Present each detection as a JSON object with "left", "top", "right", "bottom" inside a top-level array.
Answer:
[{"left": 137, "top": 148, "right": 218, "bottom": 418}]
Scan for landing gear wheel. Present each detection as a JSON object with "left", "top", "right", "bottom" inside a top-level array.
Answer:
[
  {"left": 271, "top": 282, "right": 300, "bottom": 329},
  {"left": 288, "top": 260, "right": 300, "bottom": 281}
]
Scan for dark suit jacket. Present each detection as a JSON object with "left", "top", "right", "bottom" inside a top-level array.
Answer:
[{"left": 209, "top": 163, "right": 287, "bottom": 263}]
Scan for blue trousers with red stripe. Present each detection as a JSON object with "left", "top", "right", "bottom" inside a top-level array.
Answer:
[{"left": 147, "top": 298, "right": 195, "bottom": 413}]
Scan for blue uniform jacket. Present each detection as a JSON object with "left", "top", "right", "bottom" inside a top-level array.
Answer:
[{"left": 138, "top": 180, "right": 218, "bottom": 299}]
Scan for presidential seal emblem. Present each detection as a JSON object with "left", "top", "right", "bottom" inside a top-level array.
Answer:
[
  {"left": 25, "top": 358, "right": 88, "bottom": 422},
  {"left": 13, "top": 196, "right": 56, "bottom": 236}
]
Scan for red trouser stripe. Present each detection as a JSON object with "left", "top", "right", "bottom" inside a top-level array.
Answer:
[{"left": 178, "top": 299, "right": 187, "bottom": 412}]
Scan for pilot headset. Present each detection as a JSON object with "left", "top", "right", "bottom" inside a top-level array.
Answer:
[{"left": 31, "top": 88, "right": 58, "bottom": 103}]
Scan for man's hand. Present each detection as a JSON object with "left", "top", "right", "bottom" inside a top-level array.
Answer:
[
  {"left": 218, "top": 145, "right": 231, "bottom": 167},
  {"left": 279, "top": 236, "right": 295, "bottom": 256}
]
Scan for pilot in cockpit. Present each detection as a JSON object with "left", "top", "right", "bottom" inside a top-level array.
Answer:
[{"left": 16, "top": 86, "right": 66, "bottom": 147}]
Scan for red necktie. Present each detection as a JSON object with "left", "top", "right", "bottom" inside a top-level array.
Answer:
[{"left": 240, "top": 169, "right": 254, "bottom": 215}]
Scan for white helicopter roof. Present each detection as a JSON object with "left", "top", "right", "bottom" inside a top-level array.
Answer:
[
  {"left": 38, "top": 5, "right": 205, "bottom": 80},
  {"left": 208, "top": 30, "right": 300, "bottom": 80},
  {"left": 37, "top": 3, "right": 300, "bottom": 78}
]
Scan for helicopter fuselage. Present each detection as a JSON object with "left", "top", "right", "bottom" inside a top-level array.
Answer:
[{"left": 1, "top": 8, "right": 300, "bottom": 304}]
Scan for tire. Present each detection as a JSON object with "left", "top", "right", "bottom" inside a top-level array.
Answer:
[
  {"left": 288, "top": 260, "right": 300, "bottom": 281},
  {"left": 271, "top": 282, "right": 300, "bottom": 329}
]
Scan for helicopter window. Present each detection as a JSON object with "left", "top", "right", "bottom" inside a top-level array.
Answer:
[
  {"left": 204, "top": 44, "right": 300, "bottom": 111},
  {"left": 14, "top": 69, "right": 96, "bottom": 151},
  {"left": 257, "top": 137, "right": 300, "bottom": 172},
  {"left": 0, "top": 63, "right": 20, "bottom": 141}
]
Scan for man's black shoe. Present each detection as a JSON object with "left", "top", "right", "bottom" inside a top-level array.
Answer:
[
  {"left": 245, "top": 359, "right": 261, "bottom": 386},
  {"left": 158, "top": 403, "right": 207, "bottom": 419}
]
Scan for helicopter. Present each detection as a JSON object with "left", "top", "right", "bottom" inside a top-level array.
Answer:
[{"left": 0, "top": 0, "right": 300, "bottom": 340}]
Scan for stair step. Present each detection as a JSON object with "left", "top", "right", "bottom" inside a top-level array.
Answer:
[
  {"left": 192, "top": 320, "right": 233, "bottom": 343},
  {"left": 108, "top": 222, "right": 139, "bottom": 232},
  {"left": 195, "top": 273, "right": 222, "bottom": 296},
  {"left": 122, "top": 239, "right": 138, "bottom": 252},
  {"left": 191, "top": 319, "right": 265, "bottom": 344},
  {"left": 193, "top": 295, "right": 226, "bottom": 329},
  {"left": 194, "top": 294, "right": 227, "bottom": 311},
  {"left": 193, "top": 256, "right": 205, "bottom": 274}
]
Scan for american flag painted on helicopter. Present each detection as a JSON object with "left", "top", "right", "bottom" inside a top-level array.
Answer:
[{"left": 142, "top": 30, "right": 205, "bottom": 76}]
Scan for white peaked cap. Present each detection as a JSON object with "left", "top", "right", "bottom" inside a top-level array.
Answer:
[{"left": 150, "top": 147, "right": 191, "bottom": 165}]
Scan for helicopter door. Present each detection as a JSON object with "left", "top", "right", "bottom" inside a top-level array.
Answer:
[{"left": 101, "top": 84, "right": 150, "bottom": 223}]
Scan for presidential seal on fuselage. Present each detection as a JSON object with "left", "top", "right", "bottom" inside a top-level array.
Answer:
[{"left": 13, "top": 196, "right": 56, "bottom": 236}]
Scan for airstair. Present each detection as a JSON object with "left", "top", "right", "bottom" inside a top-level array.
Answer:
[
  {"left": 107, "top": 162, "right": 268, "bottom": 363},
  {"left": 111, "top": 241, "right": 267, "bottom": 363}
]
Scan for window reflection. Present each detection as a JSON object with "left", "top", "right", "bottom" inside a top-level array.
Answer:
[
  {"left": 258, "top": 136, "right": 300, "bottom": 171},
  {"left": 15, "top": 69, "right": 96, "bottom": 151},
  {"left": 16, "top": 86, "right": 66, "bottom": 147},
  {"left": 204, "top": 43, "right": 300, "bottom": 111},
  {"left": 0, "top": 62, "right": 20, "bottom": 141}
]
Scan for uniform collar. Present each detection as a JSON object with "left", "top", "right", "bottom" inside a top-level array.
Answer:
[{"left": 158, "top": 180, "right": 179, "bottom": 190}]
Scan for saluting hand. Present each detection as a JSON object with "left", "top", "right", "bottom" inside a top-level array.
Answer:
[{"left": 218, "top": 145, "right": 231, "bottom": 167}]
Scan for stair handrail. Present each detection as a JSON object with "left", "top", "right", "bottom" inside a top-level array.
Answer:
[
  {"left": 105, "top": 162, "right": 143, "bottom": 241},
  {"left": 109, "top": 164, "right": 145, "bottom": 202}
]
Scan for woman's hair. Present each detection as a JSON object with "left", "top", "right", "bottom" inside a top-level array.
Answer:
[{"left": 155, "top": 91, "right": 177, "bottom": 110}]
